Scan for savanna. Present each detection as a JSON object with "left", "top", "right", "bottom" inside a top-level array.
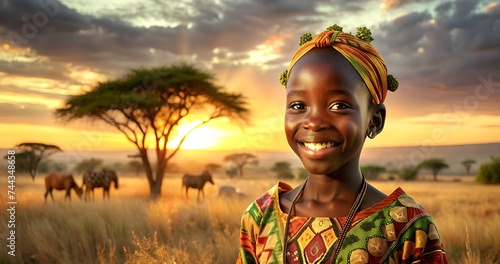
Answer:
[{"left": 1, "top": 172, "right": 499, "bottom": 264}]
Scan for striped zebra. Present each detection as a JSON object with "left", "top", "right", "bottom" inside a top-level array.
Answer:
[{"left": 82, "top": 169, "right": 119, "bottom": 201}]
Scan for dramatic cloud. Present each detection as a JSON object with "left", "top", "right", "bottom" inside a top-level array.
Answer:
[
  {"left": 374, "top": 0, "right": 500, "bottom": 117},
  {"left": 1, "top": 0, "right": 499, "bottom": 149}
]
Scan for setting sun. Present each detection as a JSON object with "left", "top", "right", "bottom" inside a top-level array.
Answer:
[{"left": 167, "top": 121, "right": 224, "bottom": 150}]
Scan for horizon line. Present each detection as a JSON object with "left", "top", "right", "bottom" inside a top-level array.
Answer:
[{"left": 2, "top": 141, "right": 498, "bottom": 153}]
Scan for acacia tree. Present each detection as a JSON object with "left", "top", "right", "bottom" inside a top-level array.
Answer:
[
  {"left": 419, "top": 158, "right": 449, "bottom": 181},
  {"left": 205, "top": 163, "right": 222, "bottom": 173},
  {"left": 461, "top": 159, "right": 476, "bottom": 175},
  {"left": 56, "top": 64, "right": 249, "bottom": 199},
  {"left": 16, "top": 143, "right": 62, "bottom": 180},
  {"left": 223, "top": 153, "right": 258, "bottom": 177}
]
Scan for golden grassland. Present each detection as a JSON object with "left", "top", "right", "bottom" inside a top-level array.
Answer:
[{"left": 1, "top": 173, "right": 499, "bottom": 264}]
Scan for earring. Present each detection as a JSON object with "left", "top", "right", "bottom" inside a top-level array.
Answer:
[{"left": 368, "top": 130, "right": 376, "bottom": 139}]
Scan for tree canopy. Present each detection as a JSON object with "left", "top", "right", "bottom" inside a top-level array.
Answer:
[
  {"left": 461, "top": 159, "right": 476, "bottom": 175},
  {"left": 14, "top": 143, "right": 62, "bottom": 180},
  {"left": 55, "top": 64, "right": 249, "bottom": 198},
  {"left": 223, "top": 153, "right": 258, "bottom": 177},
  {"left": 419, "top": 158, "right": 449, "bottom": 181}
]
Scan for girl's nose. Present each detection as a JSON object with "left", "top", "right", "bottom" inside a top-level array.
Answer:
[{"left": 303, "top": 110, "right": 331, "bottom": 131}]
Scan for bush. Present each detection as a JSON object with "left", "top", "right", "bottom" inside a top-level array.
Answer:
[
  {"left": 38, "top": 159, "right": 67, "bottom": 173},
  {"left": 395, "top": 165, "right": 420, "bottom": 181},
  {"left": 476, "top": 157, "right": 500, "bottom": 184},
  {"left": 74, "top": 158, "right": 103, "bottom": 174},
  {"left": 271, "top": 162, "right": 295, "bottom": 179},
  {"left": 360, "top": 165, "right": 385, "bottom": 180}
]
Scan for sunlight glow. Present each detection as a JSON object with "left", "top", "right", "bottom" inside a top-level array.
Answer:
[
  {"left": 0, "top": 93, "right": 62, "bottom": 109},
  {"left": 484, "top": 2, "right": 499, "bottom": 13},
  {"left": 365, "top": 114, "right": 500, "bottom": 148},
  {"left": 65, "top": 66, "right": 108, "bottom": 87},
  {"left": 167, "top": 121, "right": 224, "bottom": 150},
  {"left": 241, "top": 35, "right": 288, "bottom": 69},
  {"left": 0, "top": 46, "right": 45, "bottom": 63}
]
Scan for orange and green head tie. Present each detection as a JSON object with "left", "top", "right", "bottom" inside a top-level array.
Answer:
[{"left": 279, "top": 24, "right": 399, "bottom": 104}]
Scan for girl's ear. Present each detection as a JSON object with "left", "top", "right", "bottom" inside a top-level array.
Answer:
[{"left": 367, "top": 104, "right": 386, "bottom": 138}]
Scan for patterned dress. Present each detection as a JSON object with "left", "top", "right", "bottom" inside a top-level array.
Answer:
[{"left": 237, "top": 182, "right": 448, "bottom": 264}]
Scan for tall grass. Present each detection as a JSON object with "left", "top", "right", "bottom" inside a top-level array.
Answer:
[{"left": 1, "top": 174, "right": 499, "bottom": 263}]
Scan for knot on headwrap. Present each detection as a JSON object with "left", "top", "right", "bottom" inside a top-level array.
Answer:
[{"left": 280, "top": 27, "right": 398, "bottom": 104}]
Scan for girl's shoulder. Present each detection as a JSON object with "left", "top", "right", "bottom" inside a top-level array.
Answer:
[
  {"left": 340, "top": 188, "right": 447, "bottom": 263},
  {"left": 241, "top": 181, "right": 293, "bottom": 225},
  {"left": 356, "top": 187, "right": 429, "bottom": 222}
]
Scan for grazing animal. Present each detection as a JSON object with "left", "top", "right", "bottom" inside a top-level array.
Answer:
[
  {"left": 44, "top": 172, "right": 83, "bottom": 203},
  {"left": 182, "top": 171, "right": 214, "bottom": 201},
  {"left": 218, "top": 185, "right": 246, "bottom": 198},
  {"left": 82, "top": 169, "right": 119, "bottom": 201}
]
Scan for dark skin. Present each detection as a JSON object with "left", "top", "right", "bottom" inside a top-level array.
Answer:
[{"left": 280, "top": 48, "right": 388, "bottom": 218}]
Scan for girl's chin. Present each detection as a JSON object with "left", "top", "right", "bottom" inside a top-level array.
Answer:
[{"left": 299, "top": 162, "right": 338, "bottom": 176}]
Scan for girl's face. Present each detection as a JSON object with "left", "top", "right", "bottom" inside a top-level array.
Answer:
[{"left": 285, "top": 48, "right": 375, "bottom": 176}]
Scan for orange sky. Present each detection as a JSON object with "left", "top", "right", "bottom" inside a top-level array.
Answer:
[
  {"left": 2, "top": 75, "right": 499, "bottom": 152},
  {"left": 1, "top": 0, "right": 500, "bottom": 152}
]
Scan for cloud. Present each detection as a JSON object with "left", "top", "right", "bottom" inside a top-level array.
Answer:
[
  {"left": 380, "top": 0, "right": 435, "bottom": 10},
  {"left": 0, "top": 0, "right": 499, "bottom": 143},
  {"left": 372, "top": 0, "right": 500, "bottom": 117},
  {"left": 0, "top": 103, "right": 55, "bottom": 125}
]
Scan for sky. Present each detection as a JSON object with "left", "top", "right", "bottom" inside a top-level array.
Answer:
[{"left": 1, "top": 0, "right": 499, "bottom": 152}]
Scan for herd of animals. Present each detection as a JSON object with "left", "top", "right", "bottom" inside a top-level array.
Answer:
[
  {"left": 43, "top": 169, "right": 244, "bottom": 202},
  {"left": 43, "top": 169, "right": 119, "bottom": 202}
]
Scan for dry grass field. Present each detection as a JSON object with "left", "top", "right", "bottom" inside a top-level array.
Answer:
[{"left": 1, "top": 172, "right": 499, "bottom": 264}]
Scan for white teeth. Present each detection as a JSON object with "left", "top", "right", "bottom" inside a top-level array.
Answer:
[{"left": 303, "top": 142, "right": 335, "bottom": 151}]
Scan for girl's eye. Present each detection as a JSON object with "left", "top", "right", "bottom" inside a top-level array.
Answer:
[
  {"left": 329, "top": 102, "right": 351, "bottom": 110},
  {"left": 289, "top": 102, "right": 305, "bottom": 110}
]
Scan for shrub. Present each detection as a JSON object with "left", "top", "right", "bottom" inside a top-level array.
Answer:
[
  {"left": 476, "top": 157, "right": 500, "bottom": 184},
  {"left": 360, "top": 165, "right": 385, "bottom": 180},
  {"left": 271, "top": 162, "right": 295, "bottom": 179},
  {"left": 395, "top": 165, "right": 420, "bottom": 181}
]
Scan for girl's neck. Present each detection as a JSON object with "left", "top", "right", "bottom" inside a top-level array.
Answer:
[{"left": 303, "top": 171, "right": 364, "bottom": 204}]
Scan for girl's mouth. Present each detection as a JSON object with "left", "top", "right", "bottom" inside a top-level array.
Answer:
[{"left": 300, "top": 141, "right": 341, "bottom": 151}]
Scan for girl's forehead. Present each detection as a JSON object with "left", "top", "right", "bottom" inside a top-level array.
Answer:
[
  {"left": 288, "top": 49, "right": 365, "bottom": 86},
  {"left": 286, "top": 48, "right": 371, "bottom": 102}
]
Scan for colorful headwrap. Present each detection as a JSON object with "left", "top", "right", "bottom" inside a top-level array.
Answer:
[{"left": 280, "top": 25, "right": 398, "bottom": 104}]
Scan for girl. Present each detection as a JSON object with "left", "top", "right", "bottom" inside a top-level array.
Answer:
[{"left": 237, "top": 25, "right": 448, "bottom": 264}]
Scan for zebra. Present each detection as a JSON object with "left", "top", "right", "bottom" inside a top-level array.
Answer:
[
  {"left": 82, "top": 169, "right": 119, "bottom": 201},
  {"left": 181, "top": 170, "right": 214, "bottom": 201}
]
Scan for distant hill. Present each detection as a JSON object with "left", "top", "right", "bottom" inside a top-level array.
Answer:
[
  {"left": 360, "top": 142, "right": 500, "bottom": 175},
  {"left": 1, "top": 142, "right": 498, "bottom": 175}
]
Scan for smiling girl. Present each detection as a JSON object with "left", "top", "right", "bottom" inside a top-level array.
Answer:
[{"left": 237, "top": 25, "right": 448, "bottom": 264}]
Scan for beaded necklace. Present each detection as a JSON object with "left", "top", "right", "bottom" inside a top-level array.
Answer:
[{"left": 282, "top": 177, "right": 368, "bottom": 263}]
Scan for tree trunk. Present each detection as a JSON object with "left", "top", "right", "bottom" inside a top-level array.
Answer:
[
  {"left": 237, "top": 165, "right": 244, "bottom": 177},
  {"left": 30, "top": 169, "right": 36, "bottom": 181},
  {"left": 150, "top": 180, "right": 162, "bottom": 199},
  {"left": 139, "top": 148, "right": 161, "bottom": 200},
  {"left": 150, "top": 162, "right": 166, "bottom": 200}
]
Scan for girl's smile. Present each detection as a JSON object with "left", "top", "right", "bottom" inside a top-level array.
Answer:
[{"left": 297, "top": 139, "right": 342, "bottom": 159}]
